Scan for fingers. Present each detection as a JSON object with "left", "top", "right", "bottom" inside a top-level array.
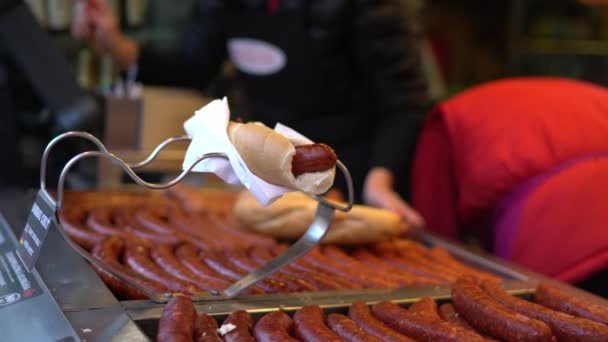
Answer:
[
  {"left": 363, "top": 182, "right": 426, "bottom": 228},
  {"left": 380, "top": 191, "right": 426, "bottom": 228},
  {"left": 362, "top": 168, "right": 426, "bottom": 227},
  {"left": 392, "top": 196, "right": 426, "bottom": 228}
]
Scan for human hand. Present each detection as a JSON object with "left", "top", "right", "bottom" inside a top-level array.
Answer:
[
  {"left": 363, "top": 167, "right": 425, "bottom": 228},
  {"left": 72, "top": 0, "right": 138, "bottom": 70}
]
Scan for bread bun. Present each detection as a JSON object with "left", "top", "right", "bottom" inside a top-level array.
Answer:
[
  {"left": 227, "top": 122, "right": 335, "bottom": 194},
  {"left": 233, "top": 191, "right": 406, "bottom": 245}
]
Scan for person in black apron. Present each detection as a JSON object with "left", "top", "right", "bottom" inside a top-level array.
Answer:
[{"left": 72, "top": 0, "right": 429, "bottom": 227}]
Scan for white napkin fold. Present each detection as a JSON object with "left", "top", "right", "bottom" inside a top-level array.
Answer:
[{"left": 182, "top": 98, "right": 311, "bottom": 206}]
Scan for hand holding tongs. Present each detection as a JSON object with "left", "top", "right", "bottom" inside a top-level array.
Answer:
[{"left": 40, "top": 131, "right": 354, "bottom": 302}]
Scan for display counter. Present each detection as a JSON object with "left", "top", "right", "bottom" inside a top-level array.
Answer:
[{"left": 0, "top": 188, "right": 605, "bottom": 341}]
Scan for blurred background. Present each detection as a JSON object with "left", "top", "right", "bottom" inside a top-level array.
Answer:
[
  {"left": 2, "top": 0, "right": 607, "bottom": 189},
  {"left": 25, "top": 0, "right": 608, "bottom": 98}
]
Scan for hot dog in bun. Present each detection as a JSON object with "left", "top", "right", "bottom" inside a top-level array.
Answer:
[{"left": 227, "top": 121, "right": 337, "bottom": 194}]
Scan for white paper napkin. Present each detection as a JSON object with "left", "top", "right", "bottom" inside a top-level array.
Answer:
[{"left": 182, "top": 98, "right": 311, "bottom": 206}]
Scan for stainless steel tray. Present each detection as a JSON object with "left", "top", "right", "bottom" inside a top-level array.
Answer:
[
  {"left": 116, "top": 229, "right": 535, "bottom": 303},
  {"left": 124, "top": 279, "right": 537, "bottom": 321},
  {"left": 119, "top": 230, "right": 544, "bottom": 321},
  {"left": 124, "top": 280, "right": 537, "bottom": 340},
  {"left": 121, "top": 230, "right": 608, "bottom": 340},
  {"left": 4, "top": 189, "right": 605, "bottom": 342},
  {"left": 124, "top": 272, "right": 608, "bottom": 341},
  {"left": 56, "top": 190, "right": 535, "bottom": 300}
]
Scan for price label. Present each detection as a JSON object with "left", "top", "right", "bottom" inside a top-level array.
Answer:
[
  {"left": 0, "top": 220, "right": 43, "bottom": 309},
  {"left": 16, "top": 190, "right": 56, "bottom": 271}
]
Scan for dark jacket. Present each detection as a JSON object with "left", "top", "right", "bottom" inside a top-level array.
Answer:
[{"left": 139, "top": 0, "right": 429, "bottom": 200}]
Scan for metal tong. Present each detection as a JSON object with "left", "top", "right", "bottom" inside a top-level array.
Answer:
[{"left": 40, "top": 131, "right": 354, "bottom": 302}]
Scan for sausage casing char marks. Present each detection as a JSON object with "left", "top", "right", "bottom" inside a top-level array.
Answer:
[
  {"left": 304, "top": 247, "right": 397, "bottom": 289},
  {"left": 234, "top": 248, "right": 316, "bottom": 292},
  {"left": 291, "top": 143, "right": 337, "bottom": 176},
  {"left": 293, "top": 305, "right": 344, "bottom": 342},
  {"left": 169, "top": 211, "right": 225, "bottom": 250},
  {"left": 92, "top": 236, "right": 168, "bottom": 299},
  {"left": 407, "top": 297, "right": 439, "bottom": 317},
  {"left": 157, "top": 295, "right": 197, "bottom": 342},
  {"left": 174, "top": 244, "right": 231, "bottom": 284},
  {"left": 427, "top": 246, "right": 501, "bottom": 283},
  {"left": 124, "top": 210, "right": 182, "bottom": 246},
  {"left": 249, "top": 246, "right": 351, "bottom": 291},
  {"left": 135, "top": 205, "right": 178, "bottom": 234},
  {"left": 151, "top": 244, "right": 227, "bottom": 292},
  {"left": 409, "top": 298, "right": 499, "bottom": 342},
  {"left": 253, "top": 311, "right": 299, "bottom": 342},
  {"left": 195, "top": 314, "right": 222, "bottom": 342},
  {"left": 61, "top": 190, "right": 503, "bottom": 299},
  {"left": 124, "top": 244, "right": 200, "bottom": 295},
  {"left": 221, "top": 249, "right": 295, "bottom": 293},
  {"left": 199, "top": 249, "right": 246, "bottom": 281},
  {"left": 322, "top": 246, "right": 414, "bottom": 288},
  {"left": 535, "top": 282, "right": 608, "bottom": 326},
  {"left": 58, "top": 207, "right": 104, "bottom": 251},
  {"left": 350, "top": 248, "right": 444, "bottom": 286},
  {"left": 220, "top": 310, "right": 255, "bottom": 342},
  {"left": 439, "top": 303, "right": 474, "bottom": 330},
  {"left": 483, "top": 280, "right": 608, "bottom": 341},
  {"left": 348, "top": 301, "right": 414, "bottom": 342},
  {"left": 452, "top": 276, "right": 554, "bottom": 342},
  {"left": 327, "top": 313, "right": 384, "bottom": 342},
  {"left": 371, "top": 300, "right": 485, "bottom": 342},
  {"left": 87, "top": 206, "right": 126, "bottom": 236}
]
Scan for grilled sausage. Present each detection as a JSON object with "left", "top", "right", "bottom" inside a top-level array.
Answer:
[
  {"left": 303, "top": 247, "right": 397, "bottom": 289},
  {"left": 174, "top": 244, "right": 231, "bottom": 284},
  {"left": 452, "top": 276, "right": 554, "bottom": 342},
  {"left": 124, "top": 212, "right": 182, "bottom": 246},
  {"left": 372, "top": 301, "right": 485, "bottom": 342},
  {"left": 220, "top": 310, "right": 255, "bottom": 342},
  {"left": 253, "top": 311, "right": 299, "bottom": 342},
  {"left": 291, "top": 143, "right": 337, "bottom": 177},
  {"left": 157, "top": 295, "right": 197, "bottom": 342},
  {"left": 221, "top": 249, "right": 294, "bottom": 293},
  {"left": 249, "top": 246, "right": 349, "bottom": 290},
  {"left": 92, "top": 236, "right": 167, "bottom": 299},
  {"left": 293, "top": 305, "right": 344, "bottom": 342},
  {"left": 327, "top": 313, "right": 384, "bottom": 342},
  {"left": 351, "top": 248, "right": 444, "bottom": 286},
  {"left": 151, "top": 244, "right": 227, "bottom": 292},
  {"left": 535, "top": 282, "right": 608, "bottom": 326},
  {"left": 135, "top": 206, "right": 178, "bottom": 234},
  {"left": 323, "top": 246, "right": 424, "bottom": 287},
  {"left": 124, "top": 244, "right": 199, "bottom": 294},
  {"left": 348, "top": 301, "right": 414, "bottom": 342},
  {"left": 438, "top": 303, "right": 475, "bottom": 330},
  {"left": 58, "top": 207, "right": 104, "bottom": 251},
  {"left": 409, "top": 297, "right": 491, "bottom": 341},
  {"left": 195, "top": 313, "right": 222, "bottom": 342},
  {"left": 482, "top": 280, "right": 608, "bottom": 341},
  {"left": 86, "top": 206, "right": 127, "bottom": 236}
]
